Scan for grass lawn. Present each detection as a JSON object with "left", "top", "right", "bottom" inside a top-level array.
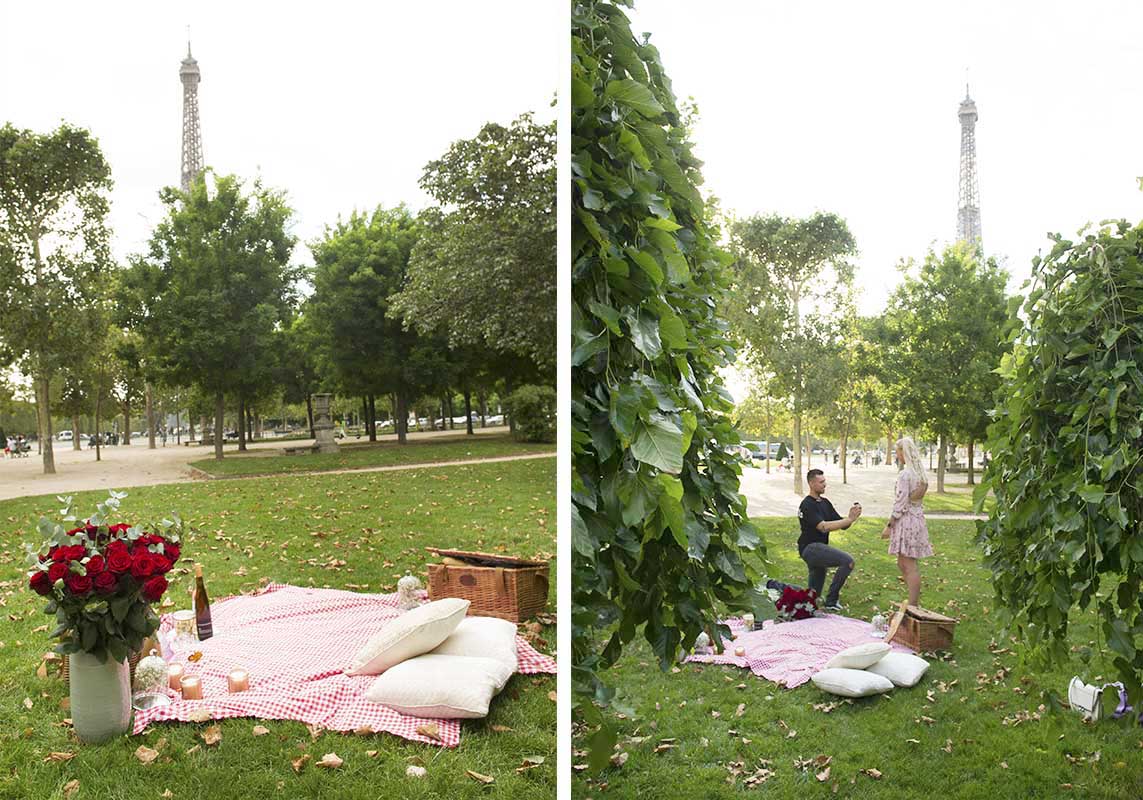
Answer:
[
  {"left": 0, "top": 459, "right": 554, "bottom": 799},
  {"left": 574, "top": 518, "right": 1143, "bottom": 800},
  {"left": 924, "top": 488, "right": 996, "bottom": 514},
  {"left": 187, "top": 434, "right": 555, "bottom": 478}
]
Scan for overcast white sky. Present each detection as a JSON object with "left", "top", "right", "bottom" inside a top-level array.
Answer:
[
  {"left": 628, "top": 0, "right": 1143, "bottom": 318},
  {"left": 0, "top": 1, "right": 560, "bottom": 267}
]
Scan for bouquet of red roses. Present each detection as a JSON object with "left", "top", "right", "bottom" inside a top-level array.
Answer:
[
  {"left": 25, "top": 491, "right": 184, "bottom": 663},
  {"left": 775, "top": 585, "right": 819, "bottom": 621}
]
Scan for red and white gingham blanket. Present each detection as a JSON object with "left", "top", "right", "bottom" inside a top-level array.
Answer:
[
  {"left": 684, "top": 615, "right": 913, "bottom": 688},
  {"left": 132, "top": 583, "right": 556, "bottom": 746}
]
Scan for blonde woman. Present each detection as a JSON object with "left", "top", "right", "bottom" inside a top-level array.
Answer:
[{"left": 881, "top": 437, "right": 933, "bottom": 605}]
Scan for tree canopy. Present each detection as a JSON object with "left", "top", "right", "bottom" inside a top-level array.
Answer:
[
  {"left": 0, "top": 122, "right": 114, "bottom": 473},
  {"left": 392, "top": 114, "right": 556, "bottom": 376}
]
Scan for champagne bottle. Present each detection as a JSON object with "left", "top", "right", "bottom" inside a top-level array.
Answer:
[{"left": 194, "top": 564, "right": 213, "bottom": 640}]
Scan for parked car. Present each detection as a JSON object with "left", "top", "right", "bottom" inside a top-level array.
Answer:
[
  {"left": 57, "top": 430, "right": 73, "bottom": 442},
  {"left": 486, "top": 414, "right": 505, "bottom": 426}
]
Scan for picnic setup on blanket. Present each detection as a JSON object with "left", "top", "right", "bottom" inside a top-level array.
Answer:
[
  {"left": 24, "top": 493, "right": 555, "bottom": 746},
  {"left": 685, "top": 587, "right": 956, "bottom": 699}
]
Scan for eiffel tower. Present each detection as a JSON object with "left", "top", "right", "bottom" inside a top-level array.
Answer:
[
  {"left": 179, "top": 40, "right": 204, "bottom": 193},
  {"left": 956, "top": 85, "right": 981, "bottom": 247}
]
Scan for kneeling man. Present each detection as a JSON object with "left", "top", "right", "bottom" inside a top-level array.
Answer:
[{"left": 797, "top": 469, "right": 862, "bottom": 612}]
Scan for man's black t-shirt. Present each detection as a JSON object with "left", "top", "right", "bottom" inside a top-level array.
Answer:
[{"left": 797, "top": 495, "right": 842, "bottom": 555}]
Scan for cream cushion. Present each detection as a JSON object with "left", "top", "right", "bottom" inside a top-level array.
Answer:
[
  {"left": 866, "top": 651, "right": 930, "bottom": 687},
  {"left": 430, "top": 616, "right": 518, "bottom": 669},
  {"left": 346, "top": 598, "right": 470, "bottom": 676},
  {"left": 811, "top": 668, "right": 894, "bottom": 698},
  {"left": 365, "top": 654, "right": 514, "bottom": 718},
  {"left": 824, "top": 641, "right": 891, "bottom": 670}
]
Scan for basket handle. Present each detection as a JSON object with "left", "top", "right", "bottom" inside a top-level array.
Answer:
[{"left": 885, "top": 600, "right": 908, "bottom": 642}]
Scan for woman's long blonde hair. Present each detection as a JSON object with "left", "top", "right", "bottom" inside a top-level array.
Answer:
[{"left": 897, "top": 436, "right": 928, "bottom": 486}]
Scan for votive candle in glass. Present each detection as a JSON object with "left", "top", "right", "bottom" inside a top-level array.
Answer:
[
  {"left": 180, "top": 675, "right": 202, "bottom": 700},
  {"left": 734, "top": 646, "right": 746, "bottom": 657},
  {"left": 228, "top": 669, "right": 249, "bottom": 693},
  {"left": 168, "top": 663, "right": 185, "bottom": 691}
]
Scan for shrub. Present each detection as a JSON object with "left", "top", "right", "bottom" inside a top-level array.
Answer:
[{"left": 506, "top": 385, "right": 555, "bottom": 443}]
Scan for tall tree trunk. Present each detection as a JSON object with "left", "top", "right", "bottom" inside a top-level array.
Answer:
[
  {"left": 246, "top": 406, "right": 254, "bottom": 443},
  {"left": 237, "top": 396, "right": 247, "bottom": 452},
  {"left": 396, "top": 390, "right": 408, "bottom": 445},
  {"left": 122, "top": 406, "right": 131, "bottom": 445},
  {"left": 306, "top": 395, "right": 315, "bottom": 439},
  {"left": 764, "top": 402, "right": 772, "bottom": 475},
  {"left": 792, "top": 414, "right": 803, "bottom": 495},
  {"left": 255, "top": 413, "right": 262, "bottom": 439},
  {"left": 214, "top": 391, "right": 225, "bottom": 461},
  {"left": 35, "top": 375, "right": 55, "bottom": 474},
  {"left": 72, "top": 414, "right": 81, "bottom": 451},
  {"left": 937, "top": 431, "right": 947, "bottom": 493},
  {"left": 94, "top": 380, "right": 102, "bottom": 462},
  {"left": 367, "top": 395, "right": 377, "bottom": 442},
  {"left": 145, "top": 382, "right": 156, "bottom": 449},
  {"left": 446, "top": 395, "right": 455, "bottom": 430},
  {"left": 841, "top": 409, "right": 852, "bottom": 484},
  {"left": 199, "top": 415, "right": 207, "bottom": 444},
  {"left": 967, "top": 439, "right": 975, "bottom": 485},
  {"left": 479, "top": 391, "right": 488, "bottom": 428},
  {"left": 464, "top": 391, "right": 474, "bottom": 435}
]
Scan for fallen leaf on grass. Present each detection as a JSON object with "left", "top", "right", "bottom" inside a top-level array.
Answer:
[
  {"left": 366, "top": 750, "right": 378, "bottom": 758},
  {"left": 316, "top": 753, "right": 343, "bottom": 769},
  {"left": 416, "top": 722, "right": 442, "bottom": 742},
  {"left": 609, "top": 752, "right": 628, "bottom": 768},
  {"left": 200, "top": 725, "right": 222, "bottom": 746},
  {"left": 291, "top": 754, "right": 310, "bottom": 774},
  {"left": 942, "top": 739, "right": 953, "bottom": 754},
  {"left": 735, "top": 703, "right": 746, "bottom": 717},
  {"left": 306, "top": 723, "right": 324, "bottom": 740},
  {"left": 135, "top": 746, "right": 159, "bottom": 765},
  {"left": 816, "top": 767, "right": 831, "bottom": 782},
  {"left": 185, "top": 745, "right": 200, "bottom": 755},
  {"left": 787, "top": 730, "right": 797, "bottom": 739},
  {"left": 406, "top": 765, "right": 427, "bottom": 778},
  {"left": 489, "top": 724, "right": 513, "bottom": 733},
  {"left": 43, "top": 752, "right": 75, "bottom": 763},
  {"left": 187, "top": 708, "right": 212, "bottom": 723},
  {"left": 1000, "top": 761, "right": 1008, "bottom": 769},
  {"left": 862, "top": 768, "right": 883, "bottom": 779},
  {"left": 63, "top": 780, "right": 79, "bottom": 799},
  {"left": 251, "top": 725, "right": 270, "bottom": 737},
  {"left": 161, "top": 791, "right": 173, "bottom": 799},
  {"left": 22, "top": 697, "right": 33, "bottom": 710},
  {"left": 548, "top": 690, "right": 557, "bottom": 702},
  {"left": 466, "top": 770, "right": 494, "bottom": 784},
  {"left": 517, "top": 755, "right": 545, "bottom": 773}
]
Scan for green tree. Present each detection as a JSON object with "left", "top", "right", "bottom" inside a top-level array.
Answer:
[
  {"left": 572, "top": 0, "right": 765, "bottom": 767},
  {"left": 978, "top": 220, "right": 1143, "bottom": 703},
  {"left": 392, "top": 115, "right": 556, "bottom": 377},
  {"left": 728, "top": 212, "right": 857, "bottom": 495},
  {"left": 308, "top": 205, "right": 440, "bottom": 444},
  {"left": 122, "top": 172, "right": 297, "bottom": 460},
  {"left": 0, "top": 123, "right": 113, "bottom": 473},
  {"left": 879, "top": 242, "right": 1008, "bottom": 491},
  {"left": 733, "top": 377, "right": 792, "bottom": 474}
]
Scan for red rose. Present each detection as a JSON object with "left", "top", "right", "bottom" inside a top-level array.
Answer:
[
  {"left": 130, "top": 551, "right": 156, "bottom": 579},
  {"left": 140, "top": 575, "right": 168, "bottom": 602},
  {"left": 107, "top": 549, "right": 132, "bottom": 574},
  {"left": 50, "top": 547, "right": 68, "bottom": 563},
  {"left": 29, "top": 570, "right": 53, "bottom": 596},
  {"left": 64, "top": 573, "right": 93, "bottom": 596},
  {"left": 106, "top": 539, "right": 128, "bottom": 556},
  {"left": 152, "top": 555, "right": 172, "bottom": 575},
  {"left": 85, "top": 555, "right": 105, "bottom": 575},
  {"left": 47, "top": 562, "right": 69, "bottom": 583},
  {"left": 93, "top": 571, "right": 118, "bottom": 595},
  {"left": 108, "top": 523, "right": 131, "bottom": 534},
  {"left": 164, "top": 543, "right": 180, "bottom": 563}
]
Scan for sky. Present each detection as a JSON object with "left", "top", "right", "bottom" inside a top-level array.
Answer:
[
  {"left": 0, "top": 0, "right": 561, "bottom": 267},
  {"left": 626, "top": 0, "right": 1143, "bottom": 318}
]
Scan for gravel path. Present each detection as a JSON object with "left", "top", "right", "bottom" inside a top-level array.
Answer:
[{"left": 0, "top": 427, "right": 516, "bottom": 501}]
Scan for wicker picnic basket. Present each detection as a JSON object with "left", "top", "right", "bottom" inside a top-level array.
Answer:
[
  {"left": 426, "top": 548, "right": 549, "bottom": 623},
  {"left": 888, "top": 603, "right": 958, "bottom": 652}
]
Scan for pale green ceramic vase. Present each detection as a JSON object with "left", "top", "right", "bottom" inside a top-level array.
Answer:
[{"left": 69, "top": 651, "right": 132, "bottom": 744}]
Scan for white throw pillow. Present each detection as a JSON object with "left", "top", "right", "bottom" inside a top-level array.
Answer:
[
  {"left": 866, "top": 651, "right": 930, "bottom": 687},
  {"left": 430, "top": 616, "right": 518, "bottom": 670},
  {"left": 346, "top": 598, "right": 470, "bottom": 676},
  {"left": 365, "top": 654, "right": 514, "bottom": 719},
  {"left": 811, "top": 668, "right": 894, "bottom": 698},
  {"left": 824, "top": 641, "right": 891, "bottom": 670}
]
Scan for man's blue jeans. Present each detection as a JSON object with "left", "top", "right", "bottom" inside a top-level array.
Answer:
[{"left": 800, "top": 542, "right": 854, "bottom": 606}]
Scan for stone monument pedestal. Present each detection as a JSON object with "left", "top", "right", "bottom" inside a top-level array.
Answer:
[{"left": 312, "top": 393, "right": 339, "bottom": 454}]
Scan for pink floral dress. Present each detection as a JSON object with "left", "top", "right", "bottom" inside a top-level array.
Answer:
[{"left": 888, "top": 469, "right": 933, "bottom": 558}]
